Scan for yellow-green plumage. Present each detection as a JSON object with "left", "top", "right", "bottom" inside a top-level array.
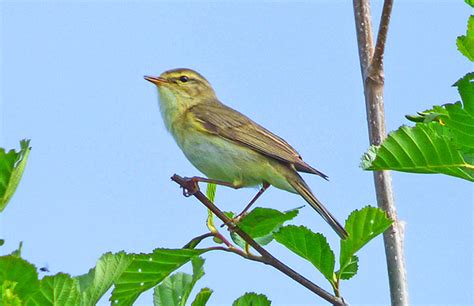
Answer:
[{"left": 145, "top": 68, "right": 348, "bottom": 239}]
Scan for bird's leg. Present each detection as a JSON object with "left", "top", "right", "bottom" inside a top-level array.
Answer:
[
  {"left": 181, "top": 176, "right": 241, "bottom": 197},
  {"left": 189, "top": 176, "right": 241, "bottom": 188},
  {"left": 235, "top": 182, "right": 270, "bottom": 220}
]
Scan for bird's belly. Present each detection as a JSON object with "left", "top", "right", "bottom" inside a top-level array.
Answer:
[{"left": 177, "top": 131, "right": 274, "bottom": 188}]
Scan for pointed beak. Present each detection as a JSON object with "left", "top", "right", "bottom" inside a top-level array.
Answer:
[{"left": 144, "top": 75, "right": 168, "bottom": 86}]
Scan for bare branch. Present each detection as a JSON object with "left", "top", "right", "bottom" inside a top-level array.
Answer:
[
  {"left": 171, "top": 174, "right": 347, "bottom": 306},
  {"left": 206, "top": 246, "right": 267, "bottom": 264},
  {"left": 371, "top": 0, "right": 394, "bottom": 77},
  {"left": 352, "top": 1, "right": 409, "bottom": 305}
]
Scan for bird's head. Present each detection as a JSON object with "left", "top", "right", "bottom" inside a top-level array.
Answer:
[{"left": 144, "top": 68, "right": 216, "bottom": 102}]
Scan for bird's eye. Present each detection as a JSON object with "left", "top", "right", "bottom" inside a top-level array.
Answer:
[{"left": 179, "top": 75, "right": 189, "bottom": 83}]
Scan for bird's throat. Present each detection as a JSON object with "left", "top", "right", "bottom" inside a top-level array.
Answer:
[{"left": 157, "top": 87, "right": 184, "bottom": 132}]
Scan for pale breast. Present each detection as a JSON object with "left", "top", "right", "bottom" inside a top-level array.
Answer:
[
  {"left": 177, "top": 128, "right": 266, "bottom": 187},
  {"left": 168, "top": 112, "right": 295, "bottom": 192}
]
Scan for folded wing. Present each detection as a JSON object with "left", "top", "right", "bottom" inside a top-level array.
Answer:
[{"left": 188, "top": 102, "right": 328, "bottom": 180}]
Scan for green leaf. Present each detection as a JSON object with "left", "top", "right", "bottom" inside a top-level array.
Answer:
[
  {"left": 25, "top": 273, "right": 81, "bottom": 306},
  {"left": 153, "top": 272, "right": 192, "bottom": 306},
  {"left": 232, "top": 292, "right": 271, "bottom": 306},
  {"left": 340, "top": 207, "right": 392, "bottom": 271},
  {"left": 363, "top": 73, "right": 474, "bottom": 181},
  {"left": 443, "top": 74, "right": 474, "bottom": 156},
  {"left": 273, "top": 225, "right": 335, "bottom": 282},
  {"left": 191, "top": 288, "right": 213, "bottom": 306},
  {"left": 362, "top": 123, "right": 474, "bottom": 181},
  {"left": 75, "top": 252, "right": 132, "bottom": 305},
  {"left": 230, "top": 207, "right": 299, "bottom": 248},
  {"left": 0, "top": 140, "right": 31, "bottom": 212},
  {"left": 239, "top": 207, "right": 299, "bottom": 238},
  {"left": 183, "top": 235, "right": 209, "bottom": 250},
  {"left": 0, "top": 255, "right": 39, "bottom": 302},
  {"left": 455, "top": 72, "right": 474, "bottom": 120},
  {"left": 10, "top": 241, "right": 23, "bottom": 258},
  {"left": 335, "top": 255, "right": 359, "bottom": 280},
  {"left": 153, "top": 257, "right": 206, "bottom": 306},
  {"left": 111, "top": 248, "right": 207, "bottom": 305},
  {"left": 206, "top": 183, "right": 216, "bottom": 203},
  {"left": 230, "top": 231, "right": 274, "bottom": 250},
  {"left": 465, "top": 0, "right": 474, "bottom": 8},
  {"left": 405, "top": 106, "right": 449, "bottom": 123},
  {"left": 457, "top": 15, "right": 474, "bottom": 61}
]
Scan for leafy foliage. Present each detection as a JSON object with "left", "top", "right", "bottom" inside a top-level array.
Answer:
[
  {"left": 267, "top": 206, "right": 391, "bottom": 293},
  {"left": 457, "top": 15, "right": 474, "bottom": 61},
  {"left": 0, "top": 141, "right": 396, "bottom": 304},
  {"left": 274, "top": 225, "right": 335, "bottom": 282},
  {"left": 26, "top": 274, "right": 81, "bottom": 306},
  {"left": 232, "top": 292, "right": 271, "bottom": 306},
  {"left": 0, "top": 256, "right": 39, "bottom": 303},
  {"left": 0, "top": 140, "right": 31, "bottom": 212},
  {"left": 335, "top": 256, "right": 359, "bottom": 281},
  {"left": 231, "top": 207, "right": 299, "bottom": 248},
  {"left": 76, "top": 252, "right": 132, "bottom": 305},
  {"left": 111, "top": 248, "right": 207, "bottom": 305},
  {"left": 339, "top": 207, "right": 392, "bottom": 276},
  {"left": 153, "top": 257, "right": 210, "bottom": 306},
  {"left": 191, "top": 288, "right": 213, "bottom": 306},
  {"left": 1, "top": 250, "right": 211, "bottom": 306},
  {"left": 362, "top": 73, "right": 474, "bottom": 181},
  {"left": 239, "top": 207, "right": 299, "bottom": 238}
]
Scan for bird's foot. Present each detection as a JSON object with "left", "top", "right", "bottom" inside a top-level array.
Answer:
[{"left": 181, "top": 177, "right": 200, "bottom": 197}]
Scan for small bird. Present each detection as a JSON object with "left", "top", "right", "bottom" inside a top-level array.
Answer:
[{"left": 145, "top": 68, "right": 348, "bottom": 239}]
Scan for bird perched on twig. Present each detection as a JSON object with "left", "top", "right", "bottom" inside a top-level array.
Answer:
[{"left": 145, "top": 68, "right": 348, "bottom": 239}]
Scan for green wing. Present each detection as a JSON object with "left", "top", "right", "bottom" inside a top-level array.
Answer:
[{"left": 188, "top": 102, "right": 328, "bottom": 179}]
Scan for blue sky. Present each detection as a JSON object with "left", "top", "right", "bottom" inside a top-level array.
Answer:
[{"left": 1, "top": 1, "right": 472, "bottom": 305}]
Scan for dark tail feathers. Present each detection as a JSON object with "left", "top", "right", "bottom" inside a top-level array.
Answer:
[{"left": 288, "top": 174, "right": 348, "bottom": 239}]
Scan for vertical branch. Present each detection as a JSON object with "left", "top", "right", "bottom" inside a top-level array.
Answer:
[
  {"left": 353, "top": 0, "right": 374, "bottom": 78},
  {"left": 352, "top": 1, "right": 409, "bottom": 305}
]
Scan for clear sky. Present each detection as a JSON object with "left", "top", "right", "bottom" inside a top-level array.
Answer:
[{"left": 1, "top": 1, "right": 472, "bottom": 305}]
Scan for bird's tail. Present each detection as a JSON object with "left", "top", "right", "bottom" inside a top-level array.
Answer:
[{"left": 287, "top": 174, "right": 348, "bottom": 239}]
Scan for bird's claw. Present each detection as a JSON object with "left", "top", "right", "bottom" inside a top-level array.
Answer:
[
  {"left": 182, "top": 188, "right": 193, "bottom": 197},
  {"left": 181, "top": 177, "right": 200, "bottom": 197}
]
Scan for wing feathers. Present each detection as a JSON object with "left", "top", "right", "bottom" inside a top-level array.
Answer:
[{"left": 188, "top": 102, "right": 328, "bottom": 179}]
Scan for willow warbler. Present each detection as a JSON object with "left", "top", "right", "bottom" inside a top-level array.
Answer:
[{"left": 144, "top": 68, "right": 348, "bottom": 239}]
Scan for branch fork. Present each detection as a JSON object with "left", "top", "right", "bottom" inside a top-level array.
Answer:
[
  {"left": 172, "top": 174, "right": 347, "bottom": 306},
  {"left": 353, "top": 1, "right": 409, "bottom": 305}
]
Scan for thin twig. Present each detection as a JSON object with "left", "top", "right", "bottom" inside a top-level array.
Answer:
[
  {"left": 206, "top": 246, "right": 266, "bottom": 264},
  {"left": 171, "top": 174, "right": 346, "bottom": 306},
  {"left": 352, "top": 1, "right": 409, "bottom": 305},
  {"left": 184, "top": 232, "right": 261, "bottom": 260}
]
